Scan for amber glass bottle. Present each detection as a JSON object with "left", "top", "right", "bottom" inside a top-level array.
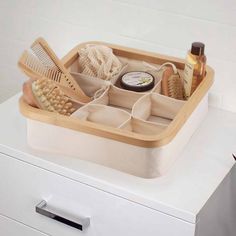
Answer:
[{"left": 183, "top": 42, "right": 206, "bottom": 99}]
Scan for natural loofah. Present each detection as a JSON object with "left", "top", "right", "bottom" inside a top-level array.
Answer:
[{"left": 78, "top": 44, "right": 122, "bottom": 81}]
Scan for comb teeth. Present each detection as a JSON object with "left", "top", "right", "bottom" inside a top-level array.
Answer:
[
  {"left": 31, "top": 43, "right": 60, "bottom": 71},
  {"left": 25, "top": 52, "right": 48, "bottom": 76},
  {"left": 22, "top": 51, "right": 62, "bottom": 82}
]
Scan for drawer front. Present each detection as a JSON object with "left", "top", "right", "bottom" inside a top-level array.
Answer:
[
  {"left": 0, "top": 214, "right": 48, "bottom": 236},
  {"left": 0, "top": 154, "right": 195, "bottom": 236}
]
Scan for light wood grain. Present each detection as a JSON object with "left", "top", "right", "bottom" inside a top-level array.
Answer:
[{"left": 19, "top": 41, "right": 214, "bottom": 148}]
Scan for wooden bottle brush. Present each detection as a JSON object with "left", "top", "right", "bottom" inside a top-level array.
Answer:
[{"left": 161, "top": 63, "right": 184, "bottom": 100}]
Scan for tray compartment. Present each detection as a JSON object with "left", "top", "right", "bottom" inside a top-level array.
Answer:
[
  {"left": 115, "top": 57, "right": 162, "bottom": 92},
  {"left": 66, "top": 49, "right": 128, "bottom": 99},
  {"left": 119, "top": 117, "right": 167, "bottom": 135},
  {"left": 70, "top": 71, "right": 109, "bottom": 98},
  {"left": 72, "top": 104, "right": 130, "bottom": 128},
  {"left": 91, "top": 85, "right": 144, "bottom": 113},
  {"left": 132, "top": 93, "right": 185, "bottom": 125}
]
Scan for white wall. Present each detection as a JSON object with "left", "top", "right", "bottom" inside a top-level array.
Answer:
[{"left": 0, "top": 0, "right": 235, "bottom": 112}]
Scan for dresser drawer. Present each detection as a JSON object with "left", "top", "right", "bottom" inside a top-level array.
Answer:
[
  {"left": 0, "top": 214, "right": 48, "bottom": 236},
  {"left": 0, "top": 153, "right": 195, "bottom": 236}
]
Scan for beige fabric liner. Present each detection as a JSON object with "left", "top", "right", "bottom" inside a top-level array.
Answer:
[
  {"left": 119, "top": 117, "right": 167, "bottom": 135},
  {"left": 71, "top": 72, "right": 108, "bottom": 97},
  {"left": 91, "top": 85, "right": 145, "bottom": 113},
  {"left": 69, "top": 53, "right": 186, "bottom": 135}
]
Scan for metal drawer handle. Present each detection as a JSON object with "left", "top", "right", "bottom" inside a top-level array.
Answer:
[{"left": 35, "top": 200, "right": 90, "bottom": 231}]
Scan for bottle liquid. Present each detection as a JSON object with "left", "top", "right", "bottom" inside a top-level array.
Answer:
[{"left": 183, "top": 42, "right": 207, "bottom": 99}]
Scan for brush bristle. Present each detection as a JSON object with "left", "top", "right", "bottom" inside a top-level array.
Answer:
[
  {"left": 167, "top": 74, "right": 184, "bottom": 100},
  {"left": 32, "top": 78, "right": 77, "bottom": 115}
]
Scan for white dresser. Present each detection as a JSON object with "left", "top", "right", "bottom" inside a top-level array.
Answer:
[{"left": 0, "top": 94, "right": 235, "bottom": 236}]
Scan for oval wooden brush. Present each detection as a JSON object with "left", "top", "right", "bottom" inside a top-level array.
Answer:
[
  {"left": 161, "top": 65, "right": 184, "bottom": 100},
  {"left": 23, "top": 78, "right": 81, "bottom": 116}
]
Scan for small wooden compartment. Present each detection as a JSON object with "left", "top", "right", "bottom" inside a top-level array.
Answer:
[{"left": 19, "top": 41, "right": 214, "bottom": 178}]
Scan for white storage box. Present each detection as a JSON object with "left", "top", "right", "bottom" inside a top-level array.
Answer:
[{"left": 19, "top": 42, "right": 214, "bottom": 178}]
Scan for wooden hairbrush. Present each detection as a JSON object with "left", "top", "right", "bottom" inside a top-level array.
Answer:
[
  {"left": 161, "top": 64, "right": 184, "bottom": 100},
  {"left": 18, "top": 37, "right": 91, "bottom": 103},
  {"left": 23, "top": 78, "right": 81, "bottom": 116}
]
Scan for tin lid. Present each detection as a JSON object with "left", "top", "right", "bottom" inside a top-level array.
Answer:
[{"left": 120, "top": 71, "right": 155, "bottom": 92}]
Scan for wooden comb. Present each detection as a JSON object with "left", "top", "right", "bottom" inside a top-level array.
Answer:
[{"left": 18, "top": 37, "right": 91, "bottom": 103}]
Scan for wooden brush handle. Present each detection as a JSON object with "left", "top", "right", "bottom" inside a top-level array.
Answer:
[{"left": 22, "top": 79, "right": 39, "bottom": 108}]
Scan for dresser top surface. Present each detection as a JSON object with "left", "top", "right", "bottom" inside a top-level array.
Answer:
[{"left": 0, "top": 93, "right": 235, "bottom": 223}]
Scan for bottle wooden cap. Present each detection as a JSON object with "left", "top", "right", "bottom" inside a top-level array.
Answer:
[{"left": 191, "top": 42, "right": 205, "bottom": 56}]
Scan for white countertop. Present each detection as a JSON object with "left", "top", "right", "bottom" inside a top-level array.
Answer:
[{"left": 0, "top": 93, "right": 235, "bottom": 224}]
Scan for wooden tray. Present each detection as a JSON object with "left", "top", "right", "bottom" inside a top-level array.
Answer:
[
  {"left": 19, "top": 41, "right": 214, "bottom": 178},
  {"left": 19, "top": 42, "right": 214, "bottom": 148}
]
